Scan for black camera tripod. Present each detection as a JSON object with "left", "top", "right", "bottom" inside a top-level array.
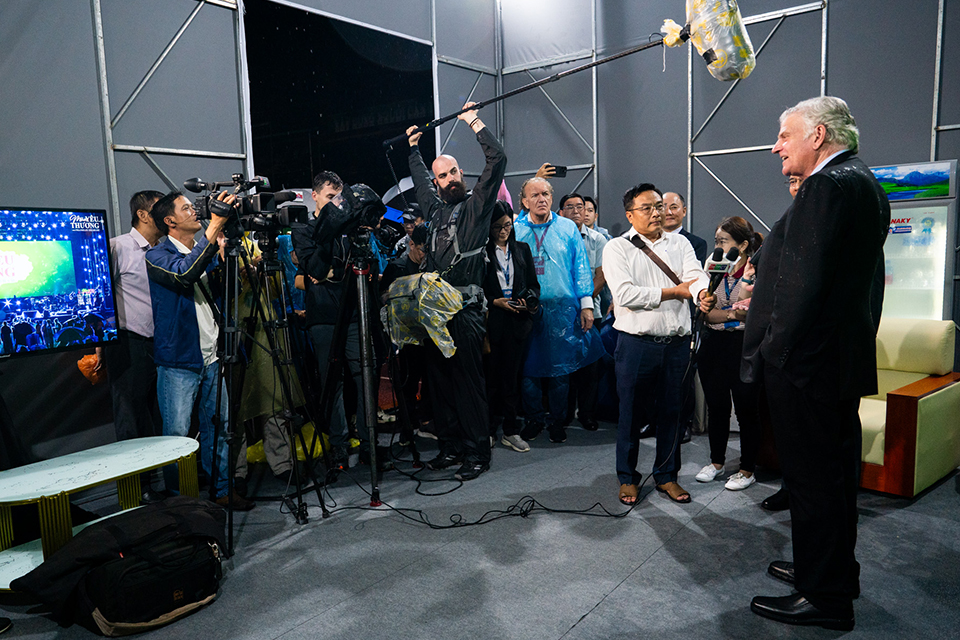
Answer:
[{"left": 299, "top": 232, "right": 386, "bottom": 507}]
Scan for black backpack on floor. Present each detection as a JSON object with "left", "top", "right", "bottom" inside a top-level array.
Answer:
[{"left": 11, "top": 496, "right": 226, "bottom": 636}]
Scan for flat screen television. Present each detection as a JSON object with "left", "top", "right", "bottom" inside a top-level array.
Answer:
[{"left": 0, "top": 207, "right": 117, "bottom": 358}]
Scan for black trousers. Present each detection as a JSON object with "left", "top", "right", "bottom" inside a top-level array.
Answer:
[
  {"left": 484, "top": 335, "right": 525, "bottom": 438},
  {"left": 105, "top": 330, "right": 161, "bottom": 443},
  {"left": 698, "top": 330, "right": 761, "bottom": 471},
  {"left": 567, "top": 359, "right": 599, "bottom": 424},
  {"left": 424, "top": 305, "right": 490, "bottom": 464},
  {"left": 764, "top": 363, "right": 861, "bottom": 614}
]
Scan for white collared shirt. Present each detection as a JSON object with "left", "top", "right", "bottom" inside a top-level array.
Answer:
[
  {"left": 602, "top": 227, "right": 709, "bottom": 337},
  {"left": 168, "top": 236, "right": 219, "bottom": 367},
  {"left": 812, "top": 149, "right": 847, "bottom": 176}
]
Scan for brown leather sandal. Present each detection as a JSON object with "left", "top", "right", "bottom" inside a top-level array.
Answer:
[
  {"left": 656, "top": 482, "right": 691, "bottom": 503},
  {"left": 619, "top": 483, "right": 639, "bottom": 506}
]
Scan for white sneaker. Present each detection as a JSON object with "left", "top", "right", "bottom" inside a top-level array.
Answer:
[
  {"left": 500, "top": 434, "right": 530, "bottom": 453},
  {"left": 724, "top": 472, "right": 756, "bottom": 491},
  {"left": 695, "top": 464, "right": 724, "bottom": 482}
]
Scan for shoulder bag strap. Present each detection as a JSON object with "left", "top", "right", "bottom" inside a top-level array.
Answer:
[{"left": 628, "top": 235, "right": 682, "bottom": 285}]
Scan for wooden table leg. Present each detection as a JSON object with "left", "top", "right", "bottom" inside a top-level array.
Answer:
[
  {"left": 38, "top": 492, "right": 73, "bottom": 559},
  {"left": 117, "top": 473, "right": 141, "bottom": 510},
  {"left": 178, "top": 452, "right": 199, "bottom": 498},
  {"left": 0, "top": 506, "right": 12, "bottom": 552}
]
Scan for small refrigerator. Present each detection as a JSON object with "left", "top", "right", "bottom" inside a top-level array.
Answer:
[{"left": 870, "top": 159, "right": 958, "bottom": 321}]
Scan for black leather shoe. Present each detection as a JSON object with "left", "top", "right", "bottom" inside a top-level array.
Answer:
[
  {"left": 140, "top": 489, "right": 166, "bottom": 505},
  {"left": 548, "top": 426, "right": 567, "bottom": 443},
  {"left": 680, "top": 427, "right": 692, "bottom": 444},
  {"left": 761, "top": 487, "right": 790, "bottom": 511},
  {"left": 581, "top": 418, "right": 599, "bottom": 431},
  {"left": 454, "top": 461, "right": 489, "bottom": 481},
  {"left": 768, "top": 560, "right": 795, "bottom": 585},
  {"left": 637, "top": 423, "right": 656, "bottom": 439},
  {"left": 751, "top": 594, "right": 854, "bottom": 630},
  {"left": 0, "top": 617, "right": 12, "bottom": 635},
  {"left": 425, "top": 451, "right": 464, "bottom": 470}
]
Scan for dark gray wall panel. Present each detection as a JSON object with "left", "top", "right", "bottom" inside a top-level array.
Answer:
[
  {"left": 501, "top": 0, "right": 593, "bottom": 71},
  {"left": 502, "top": 61, "right": 595, "bottom": 209},
  {"left": 0, "top": 1, "right": 109, "bottom": 211},
  {"left": 435, "top": 0, "right": 496, "bottom": 69},
  {"left": 113, "top": 153, "right": 245, "bottom": 219},
  {"left": 827, "top": 0, "right": 939, "bottom": 168},
  {"left": 596, "top": 0, "right": 685, "bottom": 237},
  {"left": 937, "top": 0, "right": 960, "bottom": 157},
  {"left": 104, "top": 0, "right": 243, "bottom": 154},
  {"left": 435, "top": 64, "right": 498, "bottom": 176},
  {"left": 278, "top": 0, "right": 432, "bottom": 43}
]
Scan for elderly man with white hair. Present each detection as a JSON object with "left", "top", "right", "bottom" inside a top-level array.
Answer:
[{"left": 743, "top": 96, "right": 889, "bottom": 630}]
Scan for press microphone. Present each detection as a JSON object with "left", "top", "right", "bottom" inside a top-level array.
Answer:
[{"left": 704, "top": 247, "right": 741, "bottom": 297}]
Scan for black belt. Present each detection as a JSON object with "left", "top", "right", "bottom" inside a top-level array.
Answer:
[{"left": 630, "top": 333, "right": 689, "bottom": 345}]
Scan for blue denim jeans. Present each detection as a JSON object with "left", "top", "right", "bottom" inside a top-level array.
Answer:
[
  {"left": 615, "top": 334, "right": 690, "bottom": 486},
  {"left": 157, "top": 363, "right": 230, "bottom": 498},
  {"left": 521, "top": 375, "right": 570, "bottom": 428}
]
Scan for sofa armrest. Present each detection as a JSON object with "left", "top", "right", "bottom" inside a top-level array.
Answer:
[{"left": 861, "top": 372, "right": 960, "bottom": 497}]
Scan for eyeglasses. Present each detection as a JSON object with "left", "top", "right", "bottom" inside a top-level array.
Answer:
[
  {"left": 785, "top": 177, "right": 802, "bottom": 186},
  {"left": 562, "top": 203, "right": 584, "bottom": 211},
  {"left": 494, "top": 221, "right": 513, "bottom": 231},
  {"left": 626, "top": 203, "right": 664, "bottom": 215}
]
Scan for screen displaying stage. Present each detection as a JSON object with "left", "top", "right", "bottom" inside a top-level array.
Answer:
[{"left": 0, "top": 208, "right": 117, "bottom": 357}]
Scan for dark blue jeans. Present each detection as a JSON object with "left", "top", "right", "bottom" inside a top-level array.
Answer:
[
  {"left": 615, "top": 333, "right": 690, "bottom": 486},
  {"left": 521, "top": 375, "right": 570, "bottom": 428}
]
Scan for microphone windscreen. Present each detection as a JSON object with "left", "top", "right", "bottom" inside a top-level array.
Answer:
[
  {"left": 725, "top": 247, "right": 740, "bottom": 262},
  {"left": 183, "top": 177, "right": 210, "bottom": 193},
  {"left": 711, "top": 247, "right": 724, "bottom": 261},
  {"left": 274, "top": 190, "right": 298, "bottom": 204}
]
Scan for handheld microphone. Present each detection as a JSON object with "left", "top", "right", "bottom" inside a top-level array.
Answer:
[{"left": 704, "top": 247, "right": 740, "bottom": 292}]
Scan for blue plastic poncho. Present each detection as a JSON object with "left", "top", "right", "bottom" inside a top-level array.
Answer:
[
  {"left": 277, "top": 234, "right": 304, "bottom": 313},
  {"left": 514, "top": 211, "right": 605, "bottom": 377}
]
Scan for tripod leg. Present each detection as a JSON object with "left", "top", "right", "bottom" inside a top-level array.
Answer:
[{"left": 354, "top": 266, "right": 382, "bottom": 507}]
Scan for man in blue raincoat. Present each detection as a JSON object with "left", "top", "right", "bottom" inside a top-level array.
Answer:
[{"left": 515, "top": 177, "right": 605, "bottom": 444}]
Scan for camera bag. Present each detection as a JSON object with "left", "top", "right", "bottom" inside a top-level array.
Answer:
[
  {"left": 75, "top": 534, "right": 222, "bottom": 636},
  {"left": 10, "top": 496, "right": 226, "bottom": 636}
]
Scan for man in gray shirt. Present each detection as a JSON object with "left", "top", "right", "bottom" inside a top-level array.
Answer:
[{"left": 101, "top": 190, "right": 165, "bottom": 502}]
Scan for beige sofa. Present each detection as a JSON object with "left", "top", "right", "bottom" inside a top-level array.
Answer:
[{"left": 859, "top": 317, "right": 960, "bottom": 497}]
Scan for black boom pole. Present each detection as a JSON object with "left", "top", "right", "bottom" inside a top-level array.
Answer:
[{"left": 382, "top": 37, "right": 664, "bottom": 149}]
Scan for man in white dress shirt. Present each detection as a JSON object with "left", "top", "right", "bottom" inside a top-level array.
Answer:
[{"left": 602, "top": 183, "right": 714, "bottom": 505}]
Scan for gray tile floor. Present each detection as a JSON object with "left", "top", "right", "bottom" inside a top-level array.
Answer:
[{"left": 2, "top": 425, "right": 958, "bottom": 639}]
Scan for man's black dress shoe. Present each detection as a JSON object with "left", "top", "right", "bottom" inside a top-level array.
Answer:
[
  {"left": 581, "top": 418, "right": 599, "bottom": 431},
  {"left": 680, "top": 427, "right": 691, "bottom": 444},
  {"left": 0, "top": 617, "right": 12, "bottom": 635},
  {"left": 637, "top": 423, "right": 656, "bottom": 439},
  {"left": 425, "top": 452, "right": 463, "bottom": 470},
  {"left": 768, "top": 560, "right": 795, "bottom": 584},
  {"left": 751, "top": 594, "right": 854, "bottom": 631},
  {"left": 140, "top": 489, "right": 166, "bottom": 505},
  {"left": 760, "top": 487, "right": 790, "bottom": 511}
]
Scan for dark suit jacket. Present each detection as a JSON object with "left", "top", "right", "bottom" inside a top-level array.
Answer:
[
  {"left": 741, "top": 151, "right": 890, "bottom": 398},
  {"left": 680, "top": 228, "right": 708, "bottom": 265},
  {"left": 483, "top": 239, "right": 540, "bottom": 343}
]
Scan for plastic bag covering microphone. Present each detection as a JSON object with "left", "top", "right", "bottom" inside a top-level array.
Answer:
[{"left": 662, "top": 0, "right": 756, "bottom": 81}]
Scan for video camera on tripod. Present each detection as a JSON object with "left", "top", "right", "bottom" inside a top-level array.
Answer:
[
  {"left": 311, "top": 183, "right": 405, "bottom": 260},
  {"left": 184, "top": 173, "right": 309, "bottom": 242}
]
